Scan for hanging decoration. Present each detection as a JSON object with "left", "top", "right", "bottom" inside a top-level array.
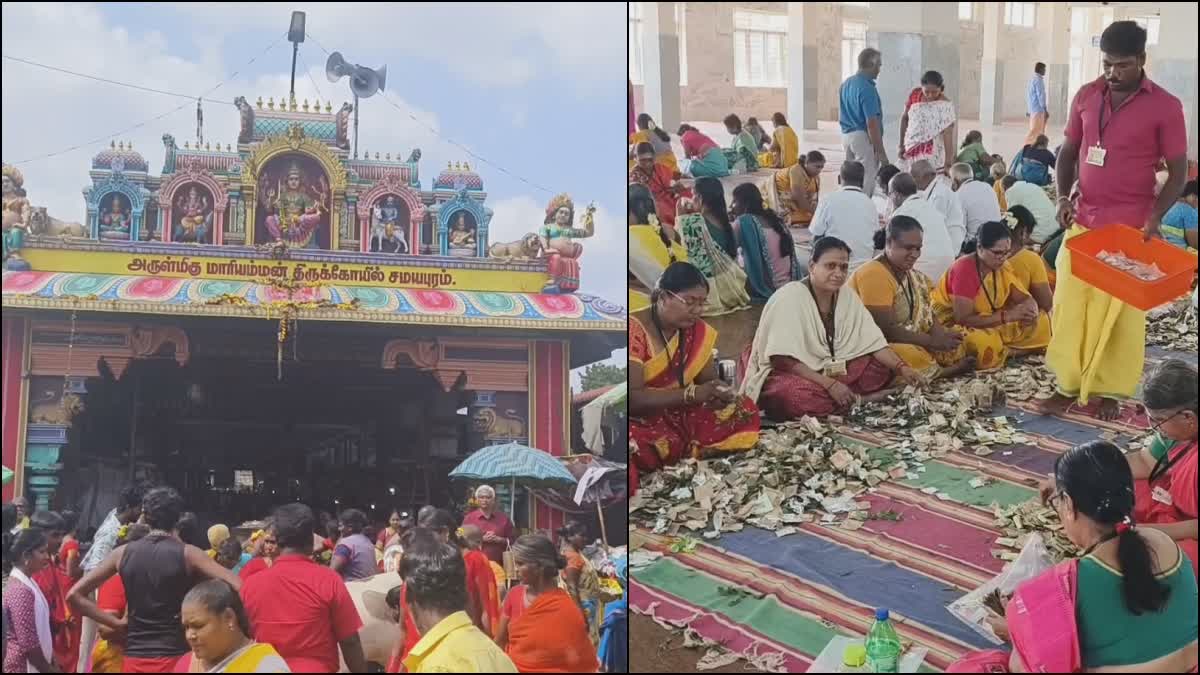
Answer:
[{"left": 58, "top": 307, "right": 85, "bottom": 423}]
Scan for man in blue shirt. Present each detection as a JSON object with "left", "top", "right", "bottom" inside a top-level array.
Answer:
[
  {"left": 1161, "top": 179, "right": 1198, "bottom": 250},
  {"left": 839, "top": 48, "right": 890, "bottom": 197},
  {"left": 1024, "top": 62, "right": 1048, "bottom": 146}
]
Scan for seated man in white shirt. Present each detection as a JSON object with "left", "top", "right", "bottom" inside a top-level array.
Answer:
[
  {"left": 911, "top": 160, "right": 965, "bottom": 253},
  {"left": 950, "top": 162, "right": 1001, "bottom": 245},
  {"left": 809, "top": 160, "right": 880, "bottom": 272},
  {"left": 1001, "top": 175, "right": 1059, "bottom": 244},
  {"left": 889, "top": 172, "right": 956, "bottom": 282}
]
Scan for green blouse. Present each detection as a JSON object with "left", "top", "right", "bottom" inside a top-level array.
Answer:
[{"left": 1075, "top": 550, "right": 1199, "bottom": 667}]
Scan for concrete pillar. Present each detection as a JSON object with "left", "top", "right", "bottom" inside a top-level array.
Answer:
[
  {"left": 978, "top": 1, "right": 1003, "bottom": 127},
  {"left": 1154, "top": 2, "right": 1199, "bottom": 162},
  {"left": 1040, "top": 3, "right": 1072, "bottom": 124},
  {"left": 869, "top": 2, "right": 961, "bottom": 151},
  {"left": 785, "top": 2, "right": 819, "bottom": 132},
  {"left": 642, "top": 2, "right": 682, "bottom": 131}
]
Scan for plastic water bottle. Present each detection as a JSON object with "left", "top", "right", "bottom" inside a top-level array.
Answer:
[{"left": 865, "top": 608, "right": 902, "bottom": 673}]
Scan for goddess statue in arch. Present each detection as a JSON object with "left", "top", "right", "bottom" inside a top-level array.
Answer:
[
  {"left": 263, "top": 161, "right": 327, "bottom": 249},
  {"left": 539, "top": 193, "right": 594, "bottom": 294}
]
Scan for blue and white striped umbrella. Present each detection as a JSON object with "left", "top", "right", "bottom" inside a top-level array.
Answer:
[{"left": 449, "top": 442, "right": 578, "bottom": 486}]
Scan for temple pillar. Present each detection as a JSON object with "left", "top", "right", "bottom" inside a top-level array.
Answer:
[
  {"left": 2, "top": 317, "right": 30, "bottom": 502},
  {"left": 785, "top": 2, "right": 821, "bottom": 132},
  {"left": 528, "top": 339, "right": 570, "bottom": 536},
  {"left": 978, "top": 1, "right": 1003, "bottom": 127},
  {"left": 640, "top": 2, "right": 682, "bottom": 131},
  {"left": 1155, "top": 2, "right": 1199, "bottom": 162},
  {"left": 24, "top": 424, "right": 67, "bottom": 511}
]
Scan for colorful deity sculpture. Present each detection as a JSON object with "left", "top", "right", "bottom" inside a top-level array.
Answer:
[
  {"left": 2, "top": 164, "right": 32, "bottom": 270},
  {"left": 370, "top": 196, "right": 408, "bottom": 253},
  {"left": 173, "top": 186, "right": 213, "bottom": 243},
  {"left": 448, "top": 211, "right": 477, "bottom": 256},
  {"left": 265, "top": 162, "right": 325, "bottom": 249},
  {"left": 539, "top": 193, "right": 594, "bottom": 293},
  {"left": 99, "top": 194, "right": 132, "bottom": 240}
]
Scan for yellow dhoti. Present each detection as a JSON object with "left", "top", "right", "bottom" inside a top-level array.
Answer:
[{"left": 1047, "top": 224, "right": 1145, "bottom": 402}]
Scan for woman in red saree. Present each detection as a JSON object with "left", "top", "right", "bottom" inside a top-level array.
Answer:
[
  {"left": 1038, "top": 359, "right": 1198, "bottom": 580},
  {"left": 630, "top": 261, "right": 761, "bottom": 493},
  {"left": 951, "top": 441, "right": 1197, "bottom": 673},
  {"left": 459, "top": 525, "right": 500, "bottom": 637},
  {"left": 503, "top": 534, "right": 597, "bottom": 673},
  {"left": 1130, "top": 359, "right": 1197, "bottom": 578},
  {"left": 629, "top": 142, "right": 685, "bottom": 227}
]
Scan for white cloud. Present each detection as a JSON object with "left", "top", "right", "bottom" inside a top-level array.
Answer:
[{"left": 161, "top": 3, "right": 624, "bottom": 93}]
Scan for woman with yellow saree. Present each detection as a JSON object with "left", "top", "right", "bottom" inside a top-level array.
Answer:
[
  {"left": 629, "top": 184, "right": 687, "bottom": 313},
  {"left": 848, "top": 216, "right": 974, "bottom": 381},
  {"left": 629, "top": 113, "right": 679, "bottom": 174},
  {"left": 629, "top": 262, "right": 760, "bottom": 493},
  {"left": 931, "top": 221, "right": 1051, "bottom": 370}
]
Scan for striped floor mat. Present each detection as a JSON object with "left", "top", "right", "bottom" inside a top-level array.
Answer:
[{"left": 631, "top": 347, "right": 1196, "bottom": 672}]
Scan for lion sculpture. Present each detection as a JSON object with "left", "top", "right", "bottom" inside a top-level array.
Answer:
[
  {"left": 487, "top": 232, "right": 542, "bottom": 261},
  {"left": 28, "top": 207, "right": 86, "bottom": 238}
]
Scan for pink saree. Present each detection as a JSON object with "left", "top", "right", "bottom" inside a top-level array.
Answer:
[{"left": 947, "top": 560, "right": 1081, "bottom": 673}]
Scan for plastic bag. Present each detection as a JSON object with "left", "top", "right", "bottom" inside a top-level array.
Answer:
[{"left": 947, "top": 534, "right": 1056, "bottom": 644}]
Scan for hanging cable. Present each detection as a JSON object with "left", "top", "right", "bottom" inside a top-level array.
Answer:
[
  {"left": 6, "top": 33, "right": 286, "bottom": 166},
  {"left": 304, "top": 31, "right": 554, "bottom": 195},
  {"left": 298, "top": 49, "right": 325, "bottom": 103}
]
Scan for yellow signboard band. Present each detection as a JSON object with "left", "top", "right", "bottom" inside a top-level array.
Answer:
[{"left": 19, "top": 249, "right": 549, "bottom": 293}]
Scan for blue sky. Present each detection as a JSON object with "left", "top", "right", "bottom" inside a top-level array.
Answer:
[{"left": 2, "top": 2, "right": 628, "bottom": 381}]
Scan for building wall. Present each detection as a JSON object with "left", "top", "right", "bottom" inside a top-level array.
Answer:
[{"left": 632, "top": 2, "right": 1125, "bottom": 126}]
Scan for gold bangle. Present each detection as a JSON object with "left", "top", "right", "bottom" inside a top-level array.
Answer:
[{"left": 685, "top": 384, "right": 697, "bottom": 404}]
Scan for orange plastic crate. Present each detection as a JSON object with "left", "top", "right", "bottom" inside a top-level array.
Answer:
[{"left": 1066, "top": 224, "right": 1198, "bottom": 311}]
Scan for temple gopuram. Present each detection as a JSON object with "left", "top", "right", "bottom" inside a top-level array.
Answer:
[{"left": 1, "top": 93, "right": 625, "bottom": 535}]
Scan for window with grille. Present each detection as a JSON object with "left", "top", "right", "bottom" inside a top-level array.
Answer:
[
  {"left": 734, "top": 10, "right": 789, "bottom": 87},
  {"left": 1004, "top": 2, "right": 1036, "bottom": 28},
  {"left": 841, "top": 21, "right": 867, "bottom": 82}
]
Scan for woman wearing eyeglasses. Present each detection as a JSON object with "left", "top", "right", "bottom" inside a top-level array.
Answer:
[
  {"left": 929, "top": 220, "right": 1051, "bottom": 371},
  {"left": 629, "top": 261, "right": 760, "bottom": 494},
  {"left": 1042, "top": 359, "right": 1198, "bottom": 580},
  {"left": 949, "top": 440, "right": 1198, "bottom": 673}
]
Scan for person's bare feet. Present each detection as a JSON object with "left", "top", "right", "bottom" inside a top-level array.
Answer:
[
  {"left": 1035, "top": 392, "right": 1073, "bottom": 416},
  {"left": 1097, "top": 397, "right": 1122, "bottom": 421}
]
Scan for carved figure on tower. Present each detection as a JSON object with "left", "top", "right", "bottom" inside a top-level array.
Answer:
[
  {"left": 448, "top": 211, "right": 477, "bottom": 256},
  {"left": 539, "top": 193, "right": 594, "bottom": 294},
  {"left": 2, "top": 164, "right": 32, "bottom": 270},
  {"left": 370, "top": 195, "right": 408, "bottom": 253},
  {"left": 174, "top": 186, "right": 214, "bottom": 243},
  {"left": 99, "top": 193, "right": 133, "bottom": 240},
  {"left": 263, "top": 161, "right": 326, "bottom": 249}
]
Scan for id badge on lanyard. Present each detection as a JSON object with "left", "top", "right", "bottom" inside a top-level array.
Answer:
[
  {"left": 824, "top": 359, "right": 847, "bottom": 378},
  {"left": 1085, "top": 143, "right": 1107, "bottom": 167},
  {"left": 1151, "top": 485, "right": 1174, "bottom": 506}
]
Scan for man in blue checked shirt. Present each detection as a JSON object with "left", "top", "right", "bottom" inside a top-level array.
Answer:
[{"left": 1025, "top": 62, "right": 1048, "bottom": 146}]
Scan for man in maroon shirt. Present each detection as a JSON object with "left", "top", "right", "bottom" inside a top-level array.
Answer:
[
  {"left": 241, "top": 503, "right": 367, "bottom": 673},
  {"left": 1041, "top": 20, "right": 1188, "bottom": 421},
  {"left": 460, "top": 485, "right": 514, "bottom": 565}
]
